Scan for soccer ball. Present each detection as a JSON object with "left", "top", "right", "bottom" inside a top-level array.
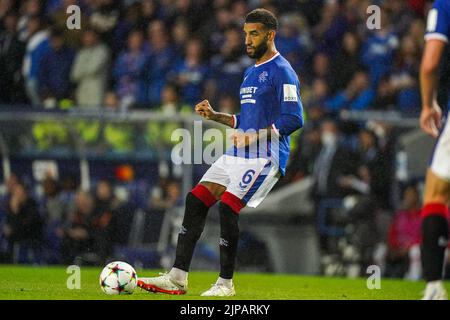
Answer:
[{"left": 99, "top": 261, "right": 137, "bottom": 295}]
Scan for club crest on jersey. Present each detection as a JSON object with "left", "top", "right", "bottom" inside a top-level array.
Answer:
[{"left": 258, "top": 71, "right": 268, "bottom": 83}]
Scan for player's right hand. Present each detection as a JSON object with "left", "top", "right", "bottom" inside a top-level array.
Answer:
[
  {"left": 420, "top": 103, "right": 442, "bottom": 138},
  {"left": 195, "top": 100, "right": 216, "bottom": 120}
]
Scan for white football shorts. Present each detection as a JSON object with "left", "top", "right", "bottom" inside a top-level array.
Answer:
[
  {"left": 430, "top": 114, "right": 450, "bottom": 181},
  {"left": 200, "top": 155, "right": 281, "bottom": 208}
]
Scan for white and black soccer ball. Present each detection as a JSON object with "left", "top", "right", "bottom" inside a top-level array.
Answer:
[{"left": 99, "top": 261, "right": 137, "bottom": 295}]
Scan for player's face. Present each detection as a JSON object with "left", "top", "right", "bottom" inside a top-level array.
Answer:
[{"left": 244, "top": 23, "right": 271, "bottom": 59}]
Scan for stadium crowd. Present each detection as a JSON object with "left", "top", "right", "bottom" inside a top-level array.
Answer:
[
  {"left": 0, "top": 0, "right": 427, "bottom": 114},
  {"left": 0, "top": 0, "right": 446, "bottom": 278}
]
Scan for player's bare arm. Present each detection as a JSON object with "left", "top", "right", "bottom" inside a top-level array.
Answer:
[
  {"left": 230, "top": 125, "right": 278, "bottom": 148},
  {"left": 420, "top": 39, "right": 446, "bottom": 138},
  {"left": 194, "top": 99, "right": 234, "bottom": 127}
]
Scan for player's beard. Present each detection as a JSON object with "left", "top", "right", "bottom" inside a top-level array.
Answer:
[{"left": 247, "top": 38, "right": 269, "bottom": 60}]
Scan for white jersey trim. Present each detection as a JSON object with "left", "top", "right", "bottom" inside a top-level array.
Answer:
[
  {"left": 425, "top": 33, "right": 449, "bottom": 43},
  {"left": 255, "top": 52, "right": 280, "bottom": 67}
]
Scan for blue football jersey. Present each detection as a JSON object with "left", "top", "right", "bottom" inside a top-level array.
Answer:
[
  {"left": 425, "top": 0, "right": 450, "bottom": 109},
  {"left": 226, "top": 52, "right": 304, "bottom": 175},
  {"left": 425, "top": 0, "right": 450, "bottom": 43}
]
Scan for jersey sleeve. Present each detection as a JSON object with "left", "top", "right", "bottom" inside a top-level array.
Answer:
[
  {"left": 272, "top": 68, "right": 304, "bottom": 136},
  {"left": 425, "top": 0, "right": 450, "bottom": 43}
]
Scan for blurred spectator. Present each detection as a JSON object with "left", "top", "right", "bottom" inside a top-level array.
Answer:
[
  {"left": 103, "top": 91, "right": 121, "bottom": 111},
  {"left": 201, "top": 7, "right": 233, "bottom": 56},
  {"left": 306, "top": 78, "right": 331, "bottom": 110},
  {"left": 386, "top": 0, "right": 415, "bottom": 36},
  {"left": 312, "top": 119, "right": 358, "bottom": 201},
  {"left": 88, "top": 0, "right": 120, "bottom": 47},
  {"left": 361, "top": 8, "right": 399, "bottom": 89},
  {"left": 171, "top": 38, "right": 210, "bottom": 105},
  {"left": 311, "top": 120, "right": 358, "bottom": 255},
  {"left": 60, "top": 190, "right": 94, "bottom": 264},
  {"left": 38, "top": 28, "right": 75, "bottom": 108},
  {"left": 310, "top": 52, "right": 332, "bottom": 84},
  {"left": 385, "top": 184, "right": 422, "bottom": 279},
  {"left": 111, "top": 2, "right": 142, "bottom": 55},
  {"left": 0, "top": 11, "right": 26, "bottom": 104},
  {"left": 276, "top": 13, "right": 309, "bottom": 73},
  {"left": 41, "top": 177, "right": 65, "bottom": 263},
  {"left": 217, "top": 94, "right": 239, "bottom": 115},
  {"left": 284, "top": 123, "right": 322, "bottom": 184},
  {"left": 22, "top": 15, "right": 49, "bottom": 107},
  {"left": 325, "top": 70, "right": 375, "bottom": 112},
  {"left": 113, "top": 29, "right": 147, "bottom": 109},
  {"left": 50, "top": 0, "right": 88, "bottom": 48},
  {"left": 146, "top": 178, "right": 182, "bottom": 244},
  {"left": 3, "top": 183, "right": 43, "bottom": 263},
  {"left": 210, "top": 25, "right": 251, "bottom": 98},
  {"left": 17, "top": 0, "right": 43, "bottom": 42},
  {"left": 390, "top": 35, "right": 421, "bottom": 115},
  {"left": 171, "top": 18, "right": 190, "bottom": 54},
  {"left": 329, "top": 31, "right": 362, "bottom": 93},
  {"left": 137, "top": 20, "right": 176, "bottom": 107},
  {"left": 146, "top": 83, "right": 191, "bottom": 148},
  {"left": 71, "top": 28, "right": 110, "bottom": 107},
  {"left": 41, "top": 177, "right": 64, "bottom": 224},
  {"left": 313, "top": 0, "right": 348, "bottom": 56},
  {"left": 90, "top": 180, "right": 121, "bottom": 263},
  {"left": 356, "top": 128, "right": 390, "bottom": 206},
  {"left": 0, "top": 0, "right": 15, "bottom": 20},
  {"left": 149, "top": 178, "right": 183, "bottom": 211},
  {"left": 137, "top": 0, "right": 161, "bottom": 30},
  {"left": 372, "top": 75, "right": 397, "bottom": 110}
]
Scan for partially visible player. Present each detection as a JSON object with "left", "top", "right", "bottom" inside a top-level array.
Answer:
[
  {"left": 419, "top": 0, "right": 450, "bottom": 300},
  {"left": 137, "top": 8, "right": 303, "bottom": 296}
]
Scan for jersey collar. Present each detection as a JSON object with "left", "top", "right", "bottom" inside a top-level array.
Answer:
[{"left": 254, "top": 52, "right": 280, "bottom": 67}]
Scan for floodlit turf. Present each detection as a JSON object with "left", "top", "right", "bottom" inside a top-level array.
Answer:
[{"left": 0, "top": 265, "right": 448, "bottom": 300}]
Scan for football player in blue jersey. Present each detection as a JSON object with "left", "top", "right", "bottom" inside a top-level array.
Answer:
[
  {"left": 419, "top": 0, "right": 450, "bottom": 300},
  {"left": 138, "top": 8, "right": 304, "bottom": 296}
]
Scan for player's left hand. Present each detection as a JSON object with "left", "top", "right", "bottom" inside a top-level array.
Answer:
[
  {"left": 230, "top": 131, "right": 259, "bottom": 148},
  {"left": 420, "top": 103, "right": 442, "bottom": 138}
]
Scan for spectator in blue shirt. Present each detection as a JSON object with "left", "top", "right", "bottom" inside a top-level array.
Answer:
[
  {"left": 313, "top": 1, "right": 348, "bottom": 56},
  {"left": 276, "top": 13, "right": 308, "bottom": 73},
  {"left": 38, "top": 28, "right": 75, "bottom": 107},
  {"left": 171, "top": 38, "right": 210, "bottom": 105},
  {"left": 113, "top": 29, "right": 147, "bottom": 110},
  {"left": 137, "top": 20, "right": 177, "bottom": 108},
  {"left": 22, "top": 15, "right": 50, "bottom": 107},
  {"left": 390, "top": 35, "right": 421, "bottom": 115},
  {"left": 325, "top": 70, "right": 375, "bottom": 112},
  {"left": 361, "top": 9, "right": 399, "bottom": 89},
  {"left": 209, "top": 25, "right": 252, "bottom": 98}
]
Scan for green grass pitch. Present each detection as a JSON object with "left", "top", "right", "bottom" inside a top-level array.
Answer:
[{"left": 0, "top": 265, "right": 448, "bottom": 300}]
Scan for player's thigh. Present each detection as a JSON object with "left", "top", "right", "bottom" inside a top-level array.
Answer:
[
  {"left": 224, "top": 156, "right": 277, "bottom": 207},
  {"left": 200, "top": 181, "right": 226, "bottom": 200},
  {"left": 424, "top": 169, "right": 450, "bottom": 205},
  {"left": 199, "top": 155, "right": 229, "bottom": 199},
  {"left": 427, "top": 117, "right": 450, "bottom": 204}
]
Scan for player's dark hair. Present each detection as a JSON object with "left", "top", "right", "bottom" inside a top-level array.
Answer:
[{"left": 245, "top": 8, "right": 278, "bottom": 31}]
